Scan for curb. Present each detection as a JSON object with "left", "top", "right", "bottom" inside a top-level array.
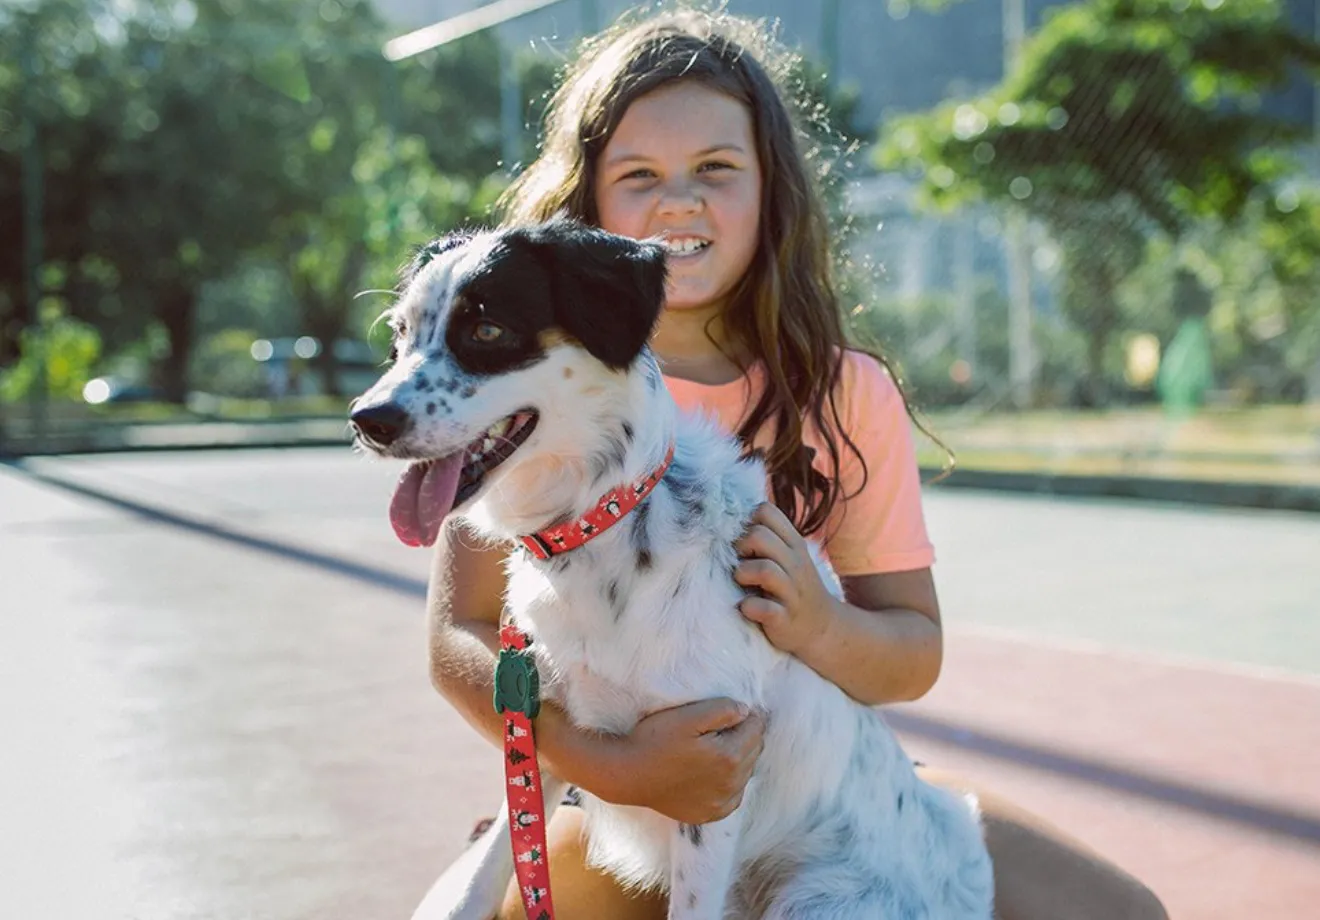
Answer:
[
  {"left": 0, "top": 421, "right": 353, "bottom": 457},
  {"left": 921, "top": 466, "right": 1320, "bottom": 514}
]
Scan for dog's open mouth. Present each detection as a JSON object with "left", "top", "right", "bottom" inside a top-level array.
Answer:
[{"left": 389, "top": 409, "right": 539, "bottom": 547}]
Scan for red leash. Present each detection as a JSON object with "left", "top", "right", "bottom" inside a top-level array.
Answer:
[
  {"left": 495, "top": 624, "right": 555, "bottom": 920},
  {"left": 495, "top": 443, "right": 676, "bottom": 919}
]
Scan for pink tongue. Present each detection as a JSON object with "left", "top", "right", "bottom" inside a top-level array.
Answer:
[{"left": 389, "top": 455, "right": 464, "bottom": 547}]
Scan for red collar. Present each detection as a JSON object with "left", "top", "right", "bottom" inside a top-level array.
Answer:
[{"left": 519, "top": 443, "right": 675, "bottom": 560}]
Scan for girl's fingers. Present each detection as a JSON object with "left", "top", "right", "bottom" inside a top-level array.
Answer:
[
  {"left": 676, "top": 698, "right": 752, "bottom": 736},
  {"left": 749, "top": 501, "right": 803, "bottom": 549},
  {"left": 735, "top": 524, "right": 795, "bottom": 571},
  {"left": 738, "top": 595, "right": 787, "bottom": 626},
  {"left": 733, "top": 557, "right": 790, "bottom": 594}
]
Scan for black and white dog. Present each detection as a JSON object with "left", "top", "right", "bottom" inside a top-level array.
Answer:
[{"left": 350, "top": 219, "right": 993, "bottom": 919}]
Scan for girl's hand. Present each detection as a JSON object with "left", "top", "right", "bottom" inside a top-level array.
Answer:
[
  {"left": 593, "top": 699, "right": 765, "bottom": 824},
  {"left": 733, "top": 502, "right": 839, "bottom": 658}
]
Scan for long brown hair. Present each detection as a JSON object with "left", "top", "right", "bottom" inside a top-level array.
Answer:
[{"left": 500, "top": 6, "right": 930, "bottom": 536}]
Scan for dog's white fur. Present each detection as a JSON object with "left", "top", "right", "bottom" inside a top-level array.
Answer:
[{"left": 357, "top": 227, "right": 993, "bottom": 920}]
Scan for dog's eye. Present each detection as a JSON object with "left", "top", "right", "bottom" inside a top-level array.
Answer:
[
  {"left": 388, "top": 321, "right": 408, "bottom": 362},
  {"left": 471, "top": 321, "right": 506, "bottom": 344}
]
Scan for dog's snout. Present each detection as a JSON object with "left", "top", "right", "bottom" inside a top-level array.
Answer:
[{"left": 351, "top": 401, "right": 411, "bottom": 447}]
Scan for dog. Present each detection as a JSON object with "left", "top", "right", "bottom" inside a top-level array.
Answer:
[{"left": 350, "top": 218, "right": 994, "bottom": 919}]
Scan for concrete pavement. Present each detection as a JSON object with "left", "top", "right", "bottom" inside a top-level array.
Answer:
[{"left": 2, "top": 448, "right": 1317, "bottom": 918}]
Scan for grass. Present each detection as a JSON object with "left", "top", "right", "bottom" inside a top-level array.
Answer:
[{"left": 915, "top": 404, "right": 1320, "bottom": 486}]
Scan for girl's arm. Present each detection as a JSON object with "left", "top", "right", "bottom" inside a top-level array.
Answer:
[
  {"left": 814, "top": 567, "right": 942, "bottom": 704},
  {"left": 734, "top": 502, "right": 943, "bottom": 706},
  {"left": 427, "top": 520, "right": 765, "bottom": 824},
  {"left": 424, "top": 525, "right": 601, "bottom": 776}
]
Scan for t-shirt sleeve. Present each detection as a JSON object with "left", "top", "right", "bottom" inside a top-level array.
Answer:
[{"left": 820, "top": 350, "right": 936, "bottom": 576}]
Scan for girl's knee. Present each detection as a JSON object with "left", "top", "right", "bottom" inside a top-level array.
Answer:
[{"left": 499, "top": 806, "right": 666, "bottom": 920}]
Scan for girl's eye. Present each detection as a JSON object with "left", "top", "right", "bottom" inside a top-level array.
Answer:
[
  {"left": 620, "top": 168, "right": 656, "bottom": 181},
  {"left": 471, "top": 320, "right": 506, "bottom": 344},
  {"left": 699, "top": 160, "right": 735, "bottom": 173}
]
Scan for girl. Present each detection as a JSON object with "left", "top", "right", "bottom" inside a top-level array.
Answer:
[{"left": 419, "top": 8, "right": 1167, "bottom": 920}]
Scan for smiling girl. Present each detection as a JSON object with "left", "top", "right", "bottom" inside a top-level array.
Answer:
[{"left": 415, "top": 8, "right": 1167, "bottom": 920}]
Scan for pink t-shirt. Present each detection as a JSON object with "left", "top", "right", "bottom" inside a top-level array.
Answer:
[{"left": 663, "top": 349, "right": 935, "bottom": 576}]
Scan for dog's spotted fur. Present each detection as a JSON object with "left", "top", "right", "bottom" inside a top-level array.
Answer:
[{"left": 354, "top": 220, "right": 993, "bottom": 920}]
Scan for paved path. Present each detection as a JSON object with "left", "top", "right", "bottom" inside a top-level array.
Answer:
[{"left": 2, "top": 449, "right": 1316, "bottom": 919}]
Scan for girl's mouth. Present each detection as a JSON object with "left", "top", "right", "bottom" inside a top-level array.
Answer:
[{"left": 664, "top": 237, "right": 711, "bottom": 259}]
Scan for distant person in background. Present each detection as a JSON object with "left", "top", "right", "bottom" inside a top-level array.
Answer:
[
  {"left": 416, "top": 8, "right": 1168, "bottom": 920},
  {"left": 265, "top": 360, "right": 289, "bottom": 400},
  {"left": 1158, "top": 317, "right": 1214, "bottom": 416},
  {"left": 1158, "top": 268, "right": 1215, "bottom": 416}
]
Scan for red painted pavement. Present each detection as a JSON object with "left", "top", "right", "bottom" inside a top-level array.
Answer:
[{"left": 893, "top": 631, "right": 1320, "bottom": 920}]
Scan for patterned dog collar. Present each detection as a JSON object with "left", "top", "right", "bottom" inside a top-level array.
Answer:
[{"left": 518, "top": 442, "right": 676, "bottom": 560}]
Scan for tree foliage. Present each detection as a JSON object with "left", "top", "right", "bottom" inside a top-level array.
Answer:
[
  {"left": 0, "top": 0, "right": 554, "bottom": 403},
  {"left": 879, "top": 0, "right": 1320, "bottom": 232},
  {"left": 875, "top": 0, "right": 1320, "bottom": 402}
]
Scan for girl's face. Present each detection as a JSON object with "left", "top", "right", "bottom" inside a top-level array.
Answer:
[{"left": 594, "top": 81, "right": 763, "bottom": 316}]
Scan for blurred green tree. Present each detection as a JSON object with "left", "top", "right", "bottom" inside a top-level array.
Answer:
[
  {"left": 2, "top": 0, "right": 334, "bottom": 401},
  {"left": 95, "top": 0, "right": 325, "bottom": 402},
  {"left": 1120, "top": 186, "right": 1320, "bottom": 401},
  {"left": 1, "top": 0, "right": 561, "bottom": 404},
  {"left": 877, "top": 0, "right": 1320, "bottom": 404},
  {"left": 0, "top": 304, "right": 101, "bottom": 403},
  {"left": 269, "top": 21, "right": 558, "bottom": 396},
  {"left": 0, "top": 0, "right": 132, "bottom": 364},
  {"left": 1259, "top": 190, "right": 1320, "bottom": 397}
]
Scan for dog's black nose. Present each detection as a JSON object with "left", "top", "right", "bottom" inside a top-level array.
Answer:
[{"left": 351, "top": 401, "right": 411, "bottom": 447}]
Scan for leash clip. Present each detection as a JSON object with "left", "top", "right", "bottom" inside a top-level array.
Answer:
[{"left": 494, "top": 646, "right": 541, "bottom": 719}]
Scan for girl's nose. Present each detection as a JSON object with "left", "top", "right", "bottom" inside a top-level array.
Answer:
[{"left": 656, "top": 179, "right": 703, "bottom": 216}]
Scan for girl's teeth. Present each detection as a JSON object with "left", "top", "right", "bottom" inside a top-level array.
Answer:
[{"left": 667, "top": 239, "right": 707, "bottom": 254}]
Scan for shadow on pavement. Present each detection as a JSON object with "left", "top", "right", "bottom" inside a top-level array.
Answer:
[
  {"left": 5, "top": 457, "right": 428, "bottom": 600},
  {"left": 889, "top": 711, "right": 1320, "bottom": 847}
]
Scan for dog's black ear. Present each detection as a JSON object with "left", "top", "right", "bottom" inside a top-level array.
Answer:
[
  {"left": 524, "top": 220, "right": 668, "bottom": 370},
  {"left": 398, "top": 231, "right": 474, "bottom": 289}
]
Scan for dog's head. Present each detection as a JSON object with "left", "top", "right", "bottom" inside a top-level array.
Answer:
[{"left": 350, "top": 218, "right": 668, "bottom": 547}]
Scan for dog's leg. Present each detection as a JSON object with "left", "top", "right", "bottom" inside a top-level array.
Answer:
[
  {"left": 410, "top": 804, "right": 513, "bottom": 920},
  {"left": 666, "top": 806, "right": 744, "bottom": 920},
  {"left": 411, "top": 775, "right": 570, "bottom": 920}
]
